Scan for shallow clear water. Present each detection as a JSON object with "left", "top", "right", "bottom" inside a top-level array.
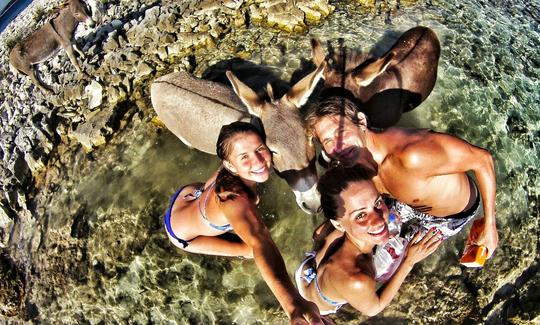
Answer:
[{"left": 31, "top": 0, "right": 539, "bottom": 323}]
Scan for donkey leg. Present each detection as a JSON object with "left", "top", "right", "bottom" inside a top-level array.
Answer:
[
  {"left": 73, "top": 43, "right": 85, "bottom": 59},
  {"left": 30, "top": 66, "right": 53, "bottom": 93},
  {"left": 66, "top": 48, "right": 83, "bottom": 74},
  {"left": 61, "top": 41, "right": 83, "bottom": 74}
]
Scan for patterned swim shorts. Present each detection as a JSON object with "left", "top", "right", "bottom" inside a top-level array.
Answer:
[{"left": 389, "top": 197, "right": 480, "bottom": 240}]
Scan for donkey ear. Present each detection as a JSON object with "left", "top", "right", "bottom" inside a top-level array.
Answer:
[
  {"left": 351, "top": 52, "right": 395, "bottom": 87},
  {"left": 311, "top": 38, "right": 326, "bottom": 67},
  {"left": 266, "top": 83, "right": 275, "bottom": 102},
  {"left": 286, "top": 61, "right": 326, "bottom": 108},
  {"left": 226, "top": 71, "right": 264, "bottom": 117}
]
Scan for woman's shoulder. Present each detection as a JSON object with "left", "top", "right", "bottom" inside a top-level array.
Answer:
[
  {"left": 217, "top": 191, "right": 257, "bottom": 216},
  {"left": 215, "top": 168, "right": 257, "bottom": 202},
  {"left": 323, "top": 256, "right": 375, "bottom": 294},
  {"left": 204, "top": 170, "right": 220, "bottom": 188}
]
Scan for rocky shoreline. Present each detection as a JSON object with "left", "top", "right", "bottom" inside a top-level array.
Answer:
[
  {"left": 0, "top": 0, "right": 336, "bottom": 319},
  {"left": 1, "top": 0, "right": 538, "bottom": 323},
  {"left": 0, "top": 0, "right": 338, "bottom": 225}
]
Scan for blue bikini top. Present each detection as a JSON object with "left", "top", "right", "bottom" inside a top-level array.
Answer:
[
  {"left": 300, "top": 252, "right": 348, "bottom": 309},
  {"left": 197, "top": 182, "right": 233, "bottom": 232}
]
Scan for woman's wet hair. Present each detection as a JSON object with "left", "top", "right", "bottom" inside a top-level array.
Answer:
[
  {"left": 216, "top": 121, "right": 265, "bottom": 160},
  {"left": 215, "top": 121, "right": 266, "bottom": 202},
  {"left": 317, "top": 163, "right": 376, "bottom": 220}
]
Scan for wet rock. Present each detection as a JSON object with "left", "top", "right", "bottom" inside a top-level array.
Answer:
[
  {"left": 107, "top": 86, "right": 128, "bottom": 105},
  {"left": 250, "top": 0, "right": 333, "bottom": 32},
  {"left": 70, "top": 205, "right": 91, "bottom": 239},
  {"left": 111, "top": 19, "right": 123, "bottom": 29},
  {"left": 0, "top": 205, "right": 14, "bottom": 248},
  {"left": 22, "top": 151, "right": 47, "bottom": 176},
  {"left": 156, "top": 12, "right": 178, "bottom": 33},
  {"left": 103, "top": 31, "right": 120, "bottom": 52},
  {"left": 7, "top": 154, "right": 31, "bottom": 186},
  {"left": 268, "top": 5, "right": 306, "bottom": 33},
  {"left": 14, "top": 127, "right": 52, "bottom": 175},
  {"left": 63, "top": 83, "right": 85, "bottom": 102}
]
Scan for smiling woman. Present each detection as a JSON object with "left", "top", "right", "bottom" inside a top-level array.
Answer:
[
  {"left": 164, "top": 121, "right": 270, "bottom": 256},
  {"left": 163, "top": 121, "right": 324, "bottom": 324},
  {"left": 296, "top": 164, "right": 443, "bottom": 316}
]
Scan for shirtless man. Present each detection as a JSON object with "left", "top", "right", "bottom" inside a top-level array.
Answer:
[{"left": 306, "top": 96, "right": 498, "bottom": 259}]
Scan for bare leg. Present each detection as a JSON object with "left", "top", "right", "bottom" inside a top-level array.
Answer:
[
  {"left": 167, "top": 183, "right": 253, "bottom": 258},
  {"left": 181, "top": 235, "right": 253, "bottom": 258}
]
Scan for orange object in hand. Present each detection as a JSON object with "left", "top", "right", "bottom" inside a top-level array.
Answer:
[
  {"left": 460, "top": 244, "right": 488, "bottom": 267},
  {"left": 460, "top": 218, "right": 488, "bottom": 267}
]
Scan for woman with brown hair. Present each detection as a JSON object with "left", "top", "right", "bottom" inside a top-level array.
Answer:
[
  {"left": 296, "top": 164, "right": 442, "bottom": 316},
  {"left": 164, "top": 121, "right": 326, "bottom": 324}
]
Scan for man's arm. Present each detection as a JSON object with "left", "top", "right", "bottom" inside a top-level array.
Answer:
[
  {"left": 222, "top": 196, "right": 324, "bottom": 324},
  {"left": 402, "top": 131, "right": 498, "bottom": 257}
]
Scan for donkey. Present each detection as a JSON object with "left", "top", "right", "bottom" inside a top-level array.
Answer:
[
  {"left": 9, "top": 0, "right": 95, "bottom": 93},
  {"left": 150, "top": 63, "right": 326, "bottom": 214},
  {"left": 312, "top": 26, "right": 441, "bottom": 128}
]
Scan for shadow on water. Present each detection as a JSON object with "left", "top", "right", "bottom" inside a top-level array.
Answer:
[
  {"left": 201, "top": 46, "right": 424, "bottom": 130},
  {"left": 201, "top": 57, "right": 292, "bottom": 100}
]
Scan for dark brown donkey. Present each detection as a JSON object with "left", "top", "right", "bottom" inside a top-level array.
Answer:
[
  {"left": 9, "top": 0, "right": 95, "bottom": 93},
  {"left": 312, "top": 26, "right": 441, "bottom": 128}
]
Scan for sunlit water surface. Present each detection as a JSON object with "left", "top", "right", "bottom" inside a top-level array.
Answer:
[{"left": 31, "top": 0, "right": 539, "bottom": 323}]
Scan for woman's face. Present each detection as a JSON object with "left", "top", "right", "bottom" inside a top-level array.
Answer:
[
  {"left": 224, "top": 132, "right": 272, "bottom": 183},
  {"left": 335, "top": 180, "right": 390, "bottom": 246}
]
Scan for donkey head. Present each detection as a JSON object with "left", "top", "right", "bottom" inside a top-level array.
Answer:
[
  {"left": 311, "top": 38, "right": 395, "bottom": 91},
  {"left": 69, "top": 0, "right": 95, "bottom": 27},
  {"left": 226, "top": 62, "right": 326, "bottom": 214}
]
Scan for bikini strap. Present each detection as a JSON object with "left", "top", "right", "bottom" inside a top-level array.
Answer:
[
  {"left": 301, "top": 252, "right": 347, "bottom": 307},
  {"left": 198, "top": 181, "right": 215, "bottom": 222},
  {"left": 197, "top": 181, "right": 233, "bottom": 231}
]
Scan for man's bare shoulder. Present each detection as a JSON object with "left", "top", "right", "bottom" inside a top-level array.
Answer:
[
  {"left": 380, "top": 127, "right": 433, "bottom": 146},
  {"left": 382, "top": 127, "right": 445, "bottom": 169}
]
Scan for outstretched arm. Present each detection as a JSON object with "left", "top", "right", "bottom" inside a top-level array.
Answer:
[
  {"left": 404, "top": 132, "right": 498, "bottom": 258},
  {"left": 222, "top": 196, "right": 324, "bottom": 325}
]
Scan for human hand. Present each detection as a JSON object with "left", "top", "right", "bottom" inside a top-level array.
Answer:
[
  {"left": 289, "top": 299, "right": 334, "bottom": 325},
  {"left": 468, "top": 217, "right": 498, "bottom": 259},
  {"left": 405, "top": 228, "right": 443, "bottom": 265}
]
